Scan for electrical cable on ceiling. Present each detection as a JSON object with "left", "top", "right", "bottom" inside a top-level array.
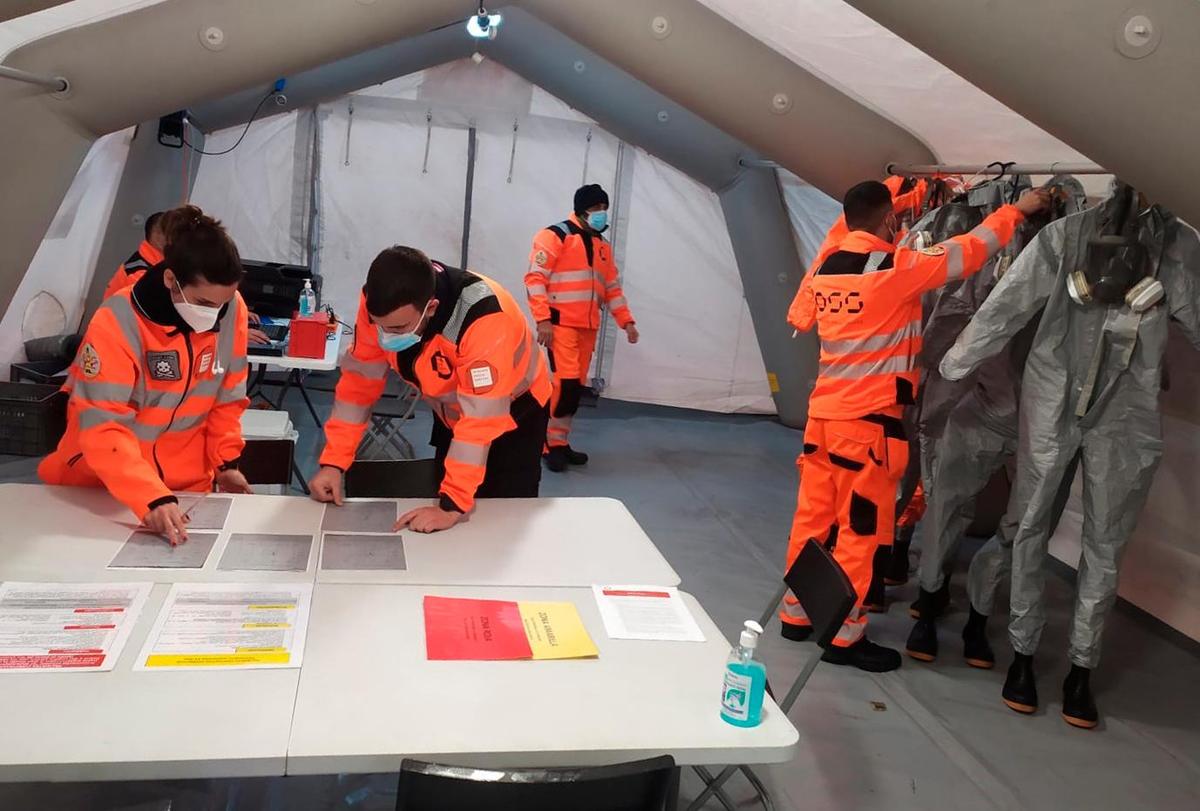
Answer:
[{"left": 182, "top": 89, "right": 277, "bottom": 156}]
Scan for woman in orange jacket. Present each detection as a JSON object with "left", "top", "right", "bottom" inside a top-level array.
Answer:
[{"left": 39, "top": 206, "right": 252, "bottom": 545}]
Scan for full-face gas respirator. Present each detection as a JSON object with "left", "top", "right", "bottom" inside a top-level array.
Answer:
[{"left": 1066, "top": 185, "right": 1163, "bottom": 312}]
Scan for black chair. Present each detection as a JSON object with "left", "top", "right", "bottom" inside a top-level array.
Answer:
[
  {"left": 344, "top": 458, "right": 441, "bottom": 499},
  {"left": 395, "top": 756, "right": 679, "bottom": 811},
  {"left": 688, "top": 540, "right": 856, "bottom": 811}
]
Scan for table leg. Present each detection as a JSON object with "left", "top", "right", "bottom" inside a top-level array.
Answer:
[
  {"left": 292, "top": 459, "right": 310, "bottom": 495},
  {"left": 295, "top": 371, "right": 324, "bottom": 427},
  {"left": 272, "top": 370, "right": 295, "bottom": 411},
  {"left": 688, "top": 765, "right": 739, "bottom": 811}
]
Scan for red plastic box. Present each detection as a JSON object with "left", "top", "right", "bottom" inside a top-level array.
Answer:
[{"left": 287, "top": 314, "right": 329, "bottom": 359}]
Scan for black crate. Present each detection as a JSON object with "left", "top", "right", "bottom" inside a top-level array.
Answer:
[{"left": 0, "top": 382, "right": 67, "bottom": 456}]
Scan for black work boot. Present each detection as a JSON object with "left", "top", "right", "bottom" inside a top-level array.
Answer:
[
  {"left": 909, "top": 580, "right": 950, "bottom": 620},
  {"left": 885, "top": 525, "right": 914, "bottom": 586},
  {"left": 780, "top": 623, "right": 813, "bottom": 642},
  {"left": 1002, "top": 653, "right": 1038, "bottom": 714},
  {"left": 865, "top": 546, "right": 890, "bottom": 612},
  {"left": 563, "top": 445, "right": 589, "bottom": 466},
  {"left": 1061, "top": 664, "right": 1099, "bottom": 729},
  {"left": 543, "top": 446, "right": 568, "bottom": 473},
  {"left": 961, "top": 607, "right": 995, "bottom": 669},
  {"left": 821, "top": 637, "right": 902, "bottom": 673},
  {"left": 905, "top": 618, "right": 938, "bottom": 662}
]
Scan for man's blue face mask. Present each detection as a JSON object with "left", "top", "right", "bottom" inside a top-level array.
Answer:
[
  {"left": 377, "top": 301, "right": 432, "bottom": 352},
  {"left": 587, "top": 210, "right": 609, "bottom": 232}
]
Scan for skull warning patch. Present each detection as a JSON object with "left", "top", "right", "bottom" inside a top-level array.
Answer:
[{"left": 146, "top": 350, "right": 182, "bottom": 381}]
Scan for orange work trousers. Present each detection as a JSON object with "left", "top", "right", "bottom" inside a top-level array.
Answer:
[
  {"left": 546, "top": 325, "right": 596, "bottom": 449},
  {"left": 781, "top": 416, "right": 909, "bottom": 647}
]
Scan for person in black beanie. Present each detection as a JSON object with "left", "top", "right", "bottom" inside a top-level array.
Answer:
[{"left": 524, "top": 184, "right": 639, "bottom": 472}]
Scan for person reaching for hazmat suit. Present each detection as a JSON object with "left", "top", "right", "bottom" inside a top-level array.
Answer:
[
  {"left": 779, "top": 179, "right": 1051, "bottom": 673},
  {"left": 940, "top": 181, "right": 1200, "bottom": 728}
]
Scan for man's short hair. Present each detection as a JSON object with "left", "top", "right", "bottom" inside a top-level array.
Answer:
[
  {"left": 144, "top": 211, "right": 164, "bottom": 240},
  {"left": 843, "top": 181, "right": 894, "bottom": 231},
  {"left": 364, "top": 246, "right": 437, "bottom": 318}
]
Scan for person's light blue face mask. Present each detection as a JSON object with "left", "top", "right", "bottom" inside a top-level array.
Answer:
[
  {"left": 587, "top": 210, "right": 608, "bottom": 232},
  {"left": 377, "top": 302, "right": 431, "bottom": 352}
]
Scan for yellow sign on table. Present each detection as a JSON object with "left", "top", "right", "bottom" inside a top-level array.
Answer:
[{"left": 518, "top": 601, "right": 599, "bottom": 660}]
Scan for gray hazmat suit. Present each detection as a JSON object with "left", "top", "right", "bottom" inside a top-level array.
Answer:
[
  {"left": 940, "top": 188, "right": 1200, "bottom": 668},
  {"left": 914, "top": 178, "right": 1088, "bottom": 599}
]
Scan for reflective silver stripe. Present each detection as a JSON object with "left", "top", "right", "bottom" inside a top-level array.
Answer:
[
  {"left": 458, "top": 392, "right": 510, "bottom": 418},
  {"left": 446, "top": 439, "right": 490, "bottom": 467},
  {"left": 72, "top": 380, "right": 134, "bottom": 404},
  {"left": 189, "top": 376, "right": 223, "bottom": 402},
  {"left": 607, "top": 296, "right": 628, "bottom": 311},
  {"left": 143, "top": 387, "right": 186, "bottom": 413},
  {"left": 551, "top": 269, "right": 597, "bottom": 284},
  {"left": 821, "top": 320, "right": 921, "bottom": 356},
  {"left": 444, "top": 279, "right": 498, "bottom": 345},
  {"left": 342, "top": 352, "right": 389, "bottom": 380},
  {"left": 549, "top": 290, "right": 594, "bottom": 303},
  {"left": 216, "top": 379, "right": 247, "bottom": 404},
  {"left": 516, "top": 345, "right": 540, "bottom": 395},
  {"left": 969, "top": 223, "right": 1002, "bottom": 255},
  {"left": 819, "top": 354, "right": 914, "bottom": 380},
  {"left": 526, "top": 266, "right": 550, "bottom": 279},
  {"left": 330, "top": 399, "right": 372, "bottom": 424},
  {"left": 945, "top": 241, "right": 966, "bottom": 281},
  {"left": 865, "top": 251, "right": 891, "bottom": 273},
  {"left": 513, "top": 333, "right": 529, "bottom": 368},
  {"left": 605, "top": 278, "right": 620, "bottom": 291},
  {"left": 80, "top": 406, "right": 137, "bottom": 431},
  {"left": 106, "top": 296, "right": 145, "bottom": 361},
  {"left": 525, "top": 283, "right": 548, "bottom": 298},
  {"left": 124, "top": 260, "right": 148, "bottom": 271},
  {"left": 164, "top": 411, "right": 207, "bottom": 434},
  {"left": 226, "top": 355, "right": 248, "bottom": 374}
]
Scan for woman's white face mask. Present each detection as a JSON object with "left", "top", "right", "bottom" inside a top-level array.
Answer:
[{"left": 174, "top": 281, "right": 221, "bottom": 332}]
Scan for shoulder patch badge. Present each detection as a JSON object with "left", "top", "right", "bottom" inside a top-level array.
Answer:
[
  {"left": 921, "top": 245, "right": 947, "bottom": 257},
  {"left": 80, "top": 343, "right": 101, "bottom": 378},
  {"left": 534, "top": 249, "right": 549, "bottom": 266},
  {"left": 468, "top": 361, "right": 496, "bottom": 394},
  {"left": 146, "top": 350, "right": 182, "bottom": 382}
]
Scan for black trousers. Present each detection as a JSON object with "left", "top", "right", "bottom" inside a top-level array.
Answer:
[{"left": 431, "top": 394, "right": 549, "bottom": 499}]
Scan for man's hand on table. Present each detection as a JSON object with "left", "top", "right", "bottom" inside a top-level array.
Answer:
[
  {"left": 395, "top": 505, "right": 464, "bottom": 534},
  {"left": 309, "top": 466, "right": 345, "bottom": 506}
]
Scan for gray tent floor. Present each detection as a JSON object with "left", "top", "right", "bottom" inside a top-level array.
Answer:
[{"left": 0, "top": 379, "right": 1196, "bottom": 810}]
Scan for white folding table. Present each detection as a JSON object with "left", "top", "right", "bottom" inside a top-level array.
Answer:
[
  {"left": 0, "top": 487, "right": 680, "bottom": 589},
  {"left": 285, "top": 584, "right": 799, "bottom": 775},
  {"left": 0, "top": 484, "right": 793, "bottom": 787}
]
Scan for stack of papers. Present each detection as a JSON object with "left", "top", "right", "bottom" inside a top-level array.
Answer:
[
  {"left": 319, "top": 502, "right": 407, "bottom": 571},
  {"left": 423, "top": 596, "right": 598, "bottom": 661}
]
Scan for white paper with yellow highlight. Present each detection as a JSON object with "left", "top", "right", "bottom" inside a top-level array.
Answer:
[{"left": 134, "top": 582, "right": 313, "bottom": 671}]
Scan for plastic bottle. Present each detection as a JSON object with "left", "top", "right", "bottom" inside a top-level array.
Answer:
[
  {"left": 298, "top": 279, "right": 317, "bottom": 317},
  {"left": 720, "top": 620, "right": 766, "bottom": 727}
]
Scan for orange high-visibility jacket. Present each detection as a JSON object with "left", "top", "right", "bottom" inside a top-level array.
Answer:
[
  {"left": 787, "top": 177, "right": 928, "bottom": 331},
  {"left": 525, "top": 214, "right": 634, "bottom": 330},
  {"left": 322, "top": 265, "right": 551, "bottom": 513},
  {"left": 798, "top": 205, "right": 1024, "bottom": 421},
  {"left": 103, "top": 240, "right": 164, "bottom": 301},
  {"left": 39, "top": 271, "right": 250, "bottom": 520}
]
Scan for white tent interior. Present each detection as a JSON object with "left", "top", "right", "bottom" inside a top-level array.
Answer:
[{"left": 1, "top": 1, "right": 1197, "bottom": 645}]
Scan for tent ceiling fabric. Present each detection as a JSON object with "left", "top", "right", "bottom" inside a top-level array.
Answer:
[
  {"left": 0, "top": 2, "right": 73, "bottom": 26},
  {"left": 844, "top": 0, "right": 1200, "bottom": 227}
]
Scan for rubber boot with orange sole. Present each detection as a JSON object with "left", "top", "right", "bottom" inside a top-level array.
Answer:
[
  {"left": 1002, "top": 653, "right": 1038, "bottom": 715},
  {"left": 1061, "top": 664, "right": 1099, "bottom": 729},
  {"left": 905, "top": 617, "right": 938, "bottom": 662},
  {"left": 961, "top": 607, "right": 995, "bottom": 669}
]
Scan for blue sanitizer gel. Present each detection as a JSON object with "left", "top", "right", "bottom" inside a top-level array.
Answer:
[{"left": 721, "top": 620, "right": 766, "bottom": 727}]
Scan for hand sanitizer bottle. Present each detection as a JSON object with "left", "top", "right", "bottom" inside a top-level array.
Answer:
[
  {"left": 298, "top": 279, "right": 317, "bottom": 317},
  {"left": 721, "top": 620, "right": 766, "bottom": 727}
]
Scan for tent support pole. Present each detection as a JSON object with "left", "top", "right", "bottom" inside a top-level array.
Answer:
[
  {"left": 885, "top": 161, "right": 1107, "bottom": 176},
  {"left": 0, "top": 64, "right": 68, "bottom": 93}
]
